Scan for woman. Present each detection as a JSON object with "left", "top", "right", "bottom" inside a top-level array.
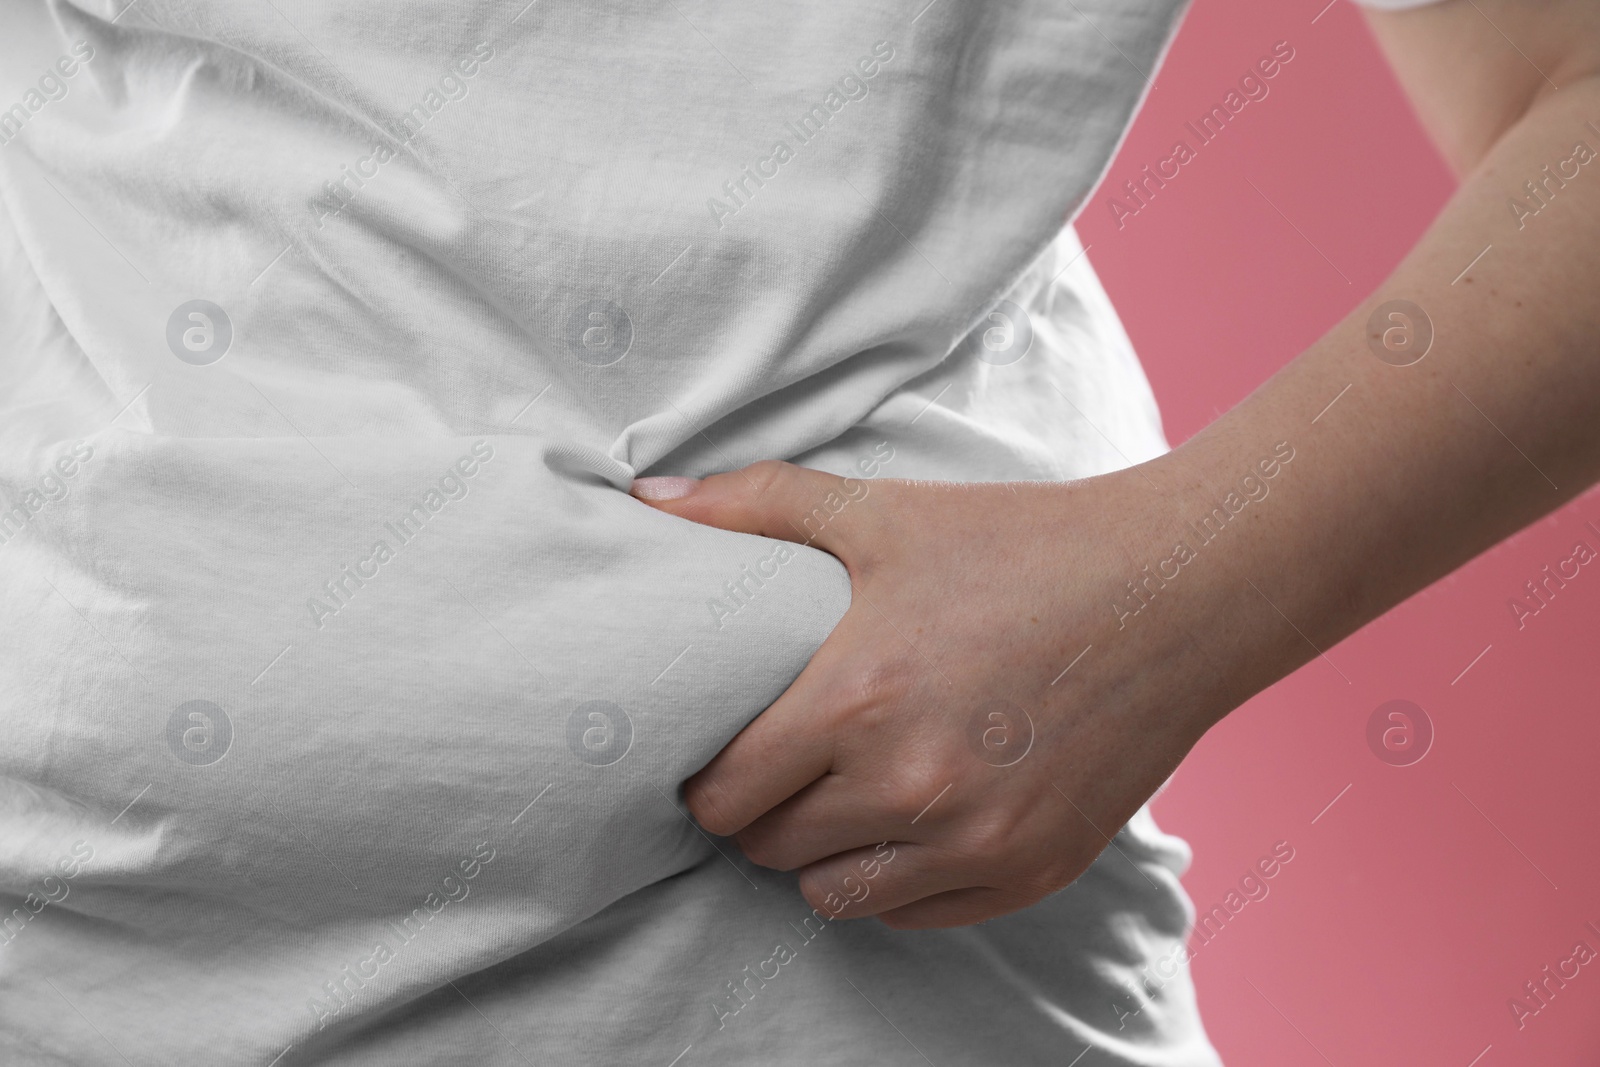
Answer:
[{"left": 2, "top": 0, "right": 1595, "bottom": 1063}]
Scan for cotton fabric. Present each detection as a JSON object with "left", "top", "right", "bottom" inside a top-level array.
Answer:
[{"left": 0, "top": 1, "right": 1223, "bottom": 1063}]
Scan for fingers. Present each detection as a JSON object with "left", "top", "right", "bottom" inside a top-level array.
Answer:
[
  {"left": 637, "top": 458, "right": 900, "bottom": 834},
  {"left": 685, "top": 726, "right": 831, "bottom": 838},
  {"left": 796, "top": 842, "right": 990, "bottom": 920},
  {"left": 683, "top": 612, "right": 878, "bottom": 836},
  {"left": 800, "top": 845, "right": 1050, "bottom": 927},
  {"left": 682, "top": 651, "right": 841, "bottom": 835},
  {"left": 779, "top": 788, "right": 1091, "bottom": 925},
  {"left": 734, "top": 775, "right": 922, "bottom": 871},
  {"left": 630, "top": 460, "right": 874, "bottom": 560}
]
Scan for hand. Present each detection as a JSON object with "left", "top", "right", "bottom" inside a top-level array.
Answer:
[{"left": 631, "top": 459, "right": 1235, "bottom": 929}]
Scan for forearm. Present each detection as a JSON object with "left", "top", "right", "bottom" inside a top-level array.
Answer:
[
  {"left": 626, "top": 0, "right": 1600, "bottom": 931},
  {"left": 1145, "top": 73, "right": 1600, "bottom": 721}
]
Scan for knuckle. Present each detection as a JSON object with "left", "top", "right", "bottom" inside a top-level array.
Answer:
[
  {"left": 878, "top": 791, "right": 923, "bottom": 826},
  {"left": 963, "top": 830, "right": 1009, "bottom": 871},
  {"left": 797, "top": 865, "right": 864, "bottom": 914},
  {"left": 743, "top": 459, "right": 792, "bottom": 498},
  {"left": 954, "top": 807, "right": 1038, "bottom": 876},
  {"left": 1012, "top": 836, "right": 1091, "bottom": 897},
  {"left": 855, "top": 657, "right": 911, "bottom": 707},
  {"left": 684, "top": 778, "right": 742, "bottom": 837},
  {"left": 836, "top": 654, "right": 920, "bottom": 728},
  {"left": 1013, "top": 861, "right": 1068, "bottom": 901},
  {"left": 733, "top": 829, "right": 793, "bottom": 871},
  {"left": 881, "top": 766, "right": 956, "bottom": 825},
  {"left": 795, "top": 869, "right": 835, "bottom": 912}
]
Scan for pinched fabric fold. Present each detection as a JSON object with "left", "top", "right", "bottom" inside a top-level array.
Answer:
[{"left": 0, "top": 1, "right": 1220, "bottom": 1063}]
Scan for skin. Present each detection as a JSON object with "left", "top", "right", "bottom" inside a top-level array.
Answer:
[{"left": 632, "top": 0, "right": 1600, "bottom": 929}]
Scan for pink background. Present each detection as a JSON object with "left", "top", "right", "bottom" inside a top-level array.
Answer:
[{"left": 1077, "top": 1, "right": 1600, "bottom": 1064}]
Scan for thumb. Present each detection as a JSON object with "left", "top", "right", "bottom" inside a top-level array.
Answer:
[{"left": 630, "top": 459, "right": 870, "bottom": 557}]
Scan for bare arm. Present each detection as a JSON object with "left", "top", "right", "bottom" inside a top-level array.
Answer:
[
  {"left": 1164, "top": 0, "right": 1600, "bottom": 712},
  {"left": 629, "top": 0, "right": 1600, "bottom": 928}
]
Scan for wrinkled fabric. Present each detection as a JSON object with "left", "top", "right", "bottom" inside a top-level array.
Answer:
[{"left": 0, "top": 1, "right": 1222, "bottom": 1063}]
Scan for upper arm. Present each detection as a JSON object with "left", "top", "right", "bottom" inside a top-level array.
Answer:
[{"left": 1362, "top": 0, "right": 1600, "bottom": 174}]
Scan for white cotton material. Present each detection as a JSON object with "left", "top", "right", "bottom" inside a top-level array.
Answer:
[{"left": 0, "top": 1, "right": 1223, "bottom": 1063}]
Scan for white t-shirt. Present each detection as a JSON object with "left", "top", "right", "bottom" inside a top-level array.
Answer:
[{"left": 0, "top": 1, "right": 1242, "bottom": 1063}]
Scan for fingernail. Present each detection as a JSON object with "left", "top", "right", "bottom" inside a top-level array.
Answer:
[{"left": 630, "top": 476, "right": 699, "bottom": 501}]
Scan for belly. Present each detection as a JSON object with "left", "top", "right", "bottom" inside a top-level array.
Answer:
[{"left": 0, "top": 430, "right": 850, "bottom": 1061}]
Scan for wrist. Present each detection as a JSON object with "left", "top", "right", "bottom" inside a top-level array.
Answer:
[
  {"left": 1107, "top": 437, "right": 1315, "bottom": 730},
  {"left": 1026, "top": 457, "right": 1236, "bottom": 744}
]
